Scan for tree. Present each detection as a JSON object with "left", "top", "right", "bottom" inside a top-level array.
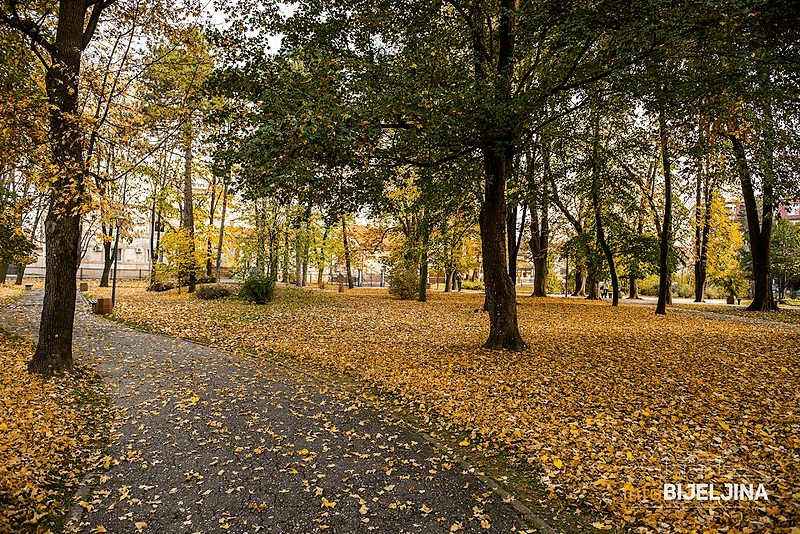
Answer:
[
  {"left": 0, "top": 0, "right": 119, "bottom": 376},
  {"left": 771, "top": 218, "right": 800, "bottom": 301}
]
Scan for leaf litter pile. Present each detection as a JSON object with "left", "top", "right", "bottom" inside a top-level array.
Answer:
[
  {"left": 0, "top": 287, "right": 108, "bottom": 533},
  {"left": 95, "top": 284, "right": 798, "bottom": 533}
]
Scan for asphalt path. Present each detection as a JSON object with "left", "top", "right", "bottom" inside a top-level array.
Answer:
[{"left": 1, "top": 291, "right": 532, "bottom": 534}]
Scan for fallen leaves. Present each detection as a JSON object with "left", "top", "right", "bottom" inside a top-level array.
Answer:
[
  {"left": 96, "top": 284, "right": 800, "bottom": 533},
  {"left": 0, "top": 326, "right": 108, "bottom": 533}
]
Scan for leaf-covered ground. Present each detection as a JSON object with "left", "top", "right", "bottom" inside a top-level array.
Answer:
[
  {"left": 92, "top": 283, "right": 798, "bottom": 533},
  {"left": 0, "top": 283, "right": 108, "bottom": 533}
]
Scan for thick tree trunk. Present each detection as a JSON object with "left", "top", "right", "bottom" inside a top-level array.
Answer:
[
  {"left": 656, "top": 113, "right": 673, "bottom": 316},
  {"left": 586, "top": 276, "right": 600, "bottom": 300},
  {"left": 628, "top": 276, "right": 639, "bottom": 299},
  {"left": 27, "top": 1, "right": 102, "bottom": 376},
  {"left": 444, "top": 268, "right": 452, "bottom": 293},
  {"left": 573, "top": 265, "right": 587, "bottom": 296},
  {"left": 729, "top": 133, "right": 776, "bottom": 311},
  {"left": 0, "top": 263, "right": 7, "bottom": 284},
  {"left": 15, "top": 265, "right": 26, "bottom": 285},
  {"left": 480, "top": 145, "right": 526, "bottom": 351}
]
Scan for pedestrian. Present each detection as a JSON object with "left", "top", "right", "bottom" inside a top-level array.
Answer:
[{"left": 456, "top": 272, "right": 462, "bottom": 292}]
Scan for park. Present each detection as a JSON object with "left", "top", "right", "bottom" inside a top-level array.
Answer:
[
  {"left": 1, "top": 281, "right": 798, "bottom": 533},
  {"left": 1, "top": 0, "right": 799, "bottom": 532}
]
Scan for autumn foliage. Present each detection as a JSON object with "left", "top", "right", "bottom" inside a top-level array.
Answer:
[
  {"left": 92, "top": 283, "right": 798, "bottom": 533},
  {"left": 1, "top": 286, "right": 108, "bottom": 533}
]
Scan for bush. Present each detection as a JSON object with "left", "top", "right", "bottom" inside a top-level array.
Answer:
[
  {"left": 195, "top": 284, "right": 232, "bottom": 300},
  {"left": 461, "top": 280, "right": 485, "bottom": 291},
  {"left": 638, "top": 275, "right": 660, "bottom": 296},
  {"left": 239, "top": 269, "right": 276, "bottom": 304},
  {"left": 197, "top": 275, "right": 216, "bottom": 284},
  {"left": 388, "top": 267, "right": 419, "bottom": 300},
  {"left": 147, "top": 280, "right": 175, "bottom": 292},
  {"left": 676, "top": 279, "right": 695, "bottom": 298}
]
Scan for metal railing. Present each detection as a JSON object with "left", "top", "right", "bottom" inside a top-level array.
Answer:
[{"left": 10, "top": 266, "right": 153, "bottom": 280}]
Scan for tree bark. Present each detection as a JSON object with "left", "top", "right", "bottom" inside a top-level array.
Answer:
[
  {"left": 473, "top": 0, "right": 526, "bottom": 350},
  {"left": 480, "top": 145, "right": 526, "bottom": 351},
  {"left": 656, "top": 112, "right": 673, "bottom": 316},
  {"left": 215, "top": 175, "right": 228, "bottom": 283},
  {"left": 24, "top": 0, "right": 110, "bottom": 376},
  {"left": 628, "top": 276, "right": 639, "bottom": 299},
  {"left": 694, "top": 171, "right": 712, "bottom": 302},
  {"left": 418, "top": 218, "right": 429, "bottom": 302},
  {"left": 573, "top": 265, "right": 587, "bottom": 297},
  {"left": 182, "top": 136, "right": 196, "bottom": 292},
  {"left": 99, "top": 223, "right": 113, "bottom": 287},
  {"left": 341, "top": 215, "right": 354, "bottom": 289},
  {"left": 530, "top": 206, "right": 549, "bottom": 297},
  {"left": 729, "top": 133, "right": 776, "bottom": 311}
]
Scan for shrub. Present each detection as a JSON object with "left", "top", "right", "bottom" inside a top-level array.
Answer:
[
  {"left": 388, "top": 267, "right": 419, "bottom": 300},
  {"left": 239, "top": 269, "right": 276, "bottom": 304},
  {"left": 147, "top": 280, "right": 175, "bottom": 292},
  {"left": 461, "top": 280, "right": 485, "bottom": 291},
  {"left": 676, "top": 279, "right": 695, "bottom": 298},
  {"left": 195, "top": 284, "right": 232, "bottom": 300},
  {"left": 638, "top": 275, "right": 660, "bottom": 296},
  {"left": 197, "top": 275, "right": 216, "bottom": 284}
]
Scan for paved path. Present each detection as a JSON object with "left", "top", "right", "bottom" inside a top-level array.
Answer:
[{"left": 1, "top": 291, "right": 530, "bottom": 534}]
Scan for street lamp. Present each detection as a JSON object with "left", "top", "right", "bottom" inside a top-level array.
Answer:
[{"left": 111, "top": 214, "right": 126, "bottom": 308}]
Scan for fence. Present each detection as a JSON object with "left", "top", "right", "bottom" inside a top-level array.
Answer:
[
  {"left": 9, "top": 266, "right": 153, "bottom": 280},
  {"left": 325, "top": 271, "right": 386, "bottom": 288}
]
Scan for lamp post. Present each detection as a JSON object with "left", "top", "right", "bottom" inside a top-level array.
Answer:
[{"left": 111, "top": 214, "right": 126, "bottom": 308}]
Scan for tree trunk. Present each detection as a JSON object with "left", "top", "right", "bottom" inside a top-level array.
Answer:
[
  {"left": 480, "top": 145, "right": 526, "bottom": 351},
  {"left": 729, "top": 130, "right": 776, "bottom": 311},
  {"left": 444, "top": 267, "right": 452, "bottom": 293},
  {"left": 27, "top": 0, "right": 104, "bottom": 376},
  {"left": 15, "top": 205, "right": 42, "bottom": 285},
  {"left": 182, "top": 137, "right": 196, "bottom": 293},
  {"left": 302, "top": 207, "right": 311, "bottom": 287},
  {"left": 418, "top": 220, "right": 429, "bottom": 302},
  {"left": 15, "top": 265, "right": 26, "bottom": 285},
  {"left": 0, "top": 263, "right": 7, "bottom": 284},
  {"left": 573, "top": 265, "right": 587, "bottom": 296},
  {"left": 586, "top": 275, "right": 600, "bottom": 300},
  {"left": 694, "top": 173, "right": 711, "bottom": 302},
  {"left": 99, "top": 223, "right": 113, "bottom": 287},
  {"left": 530, "top": 206, "right": 549, "bottom": 297},
  {"left": 656, "top": 112, "right": 673, "bottom": 316},
  {"left": 215, "top": 175, "right": 228, "bottom": 283},
  {"left": 628, "top": 276, "right": 639, "bottom": 299},
  {"left": 341, "top": 215, "right": 354, "bottom": 289},
  {"left": 295, "top": 235, "right": 303, "bottom": 287}
]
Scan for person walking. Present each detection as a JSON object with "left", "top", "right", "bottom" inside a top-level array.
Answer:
[{"left": 456, "top": 272, "right": 463, "bottom": 292}]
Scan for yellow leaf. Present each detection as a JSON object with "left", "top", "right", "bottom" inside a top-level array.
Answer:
[
  {"left": 719, "top": 420, "right": 731, "bottom": 431},
  {"left": 591, "top": 522, "right": 612, "bottom": 530},
  {"left": 135, "top": 522, "right": 148, "bottom": 531},
  {"left": 95, "top": 527, "right": 107, "bottom": 533},
  {"left": 553, "top": 459, "right": 563, "bottom": 469},
  {"left": 322, "top": 497, "right": 336, "bottom": 508},
  {"left": 458, "top": 439, "right": 469, "bottom": 446}
]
